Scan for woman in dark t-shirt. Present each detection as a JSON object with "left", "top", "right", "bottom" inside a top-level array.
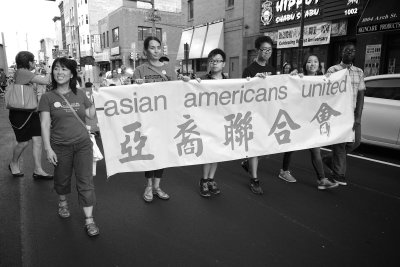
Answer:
[{"left": 39, "top": 57, "right": 99, "bottom": 237}]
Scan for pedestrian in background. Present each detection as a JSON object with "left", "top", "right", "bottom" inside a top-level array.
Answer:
[
  {"left": 8, "top": 51, "right": 53, "bottom": 180},
  {"left": 102, "top": 69, "right": 123, "bottom": 87},
  {"left": 133, "top": 36, "right": 177, "bottom": 203},
  {"left": 282, "top": 62, "right": 293, "bottom": 74},
  {"left": 39, "top": 57, "right": 99, "bottom": 237},
  {"left": 241, "top": 35, "right": 276, "bottom": 195},
  {"left": 197, "top": 48, "right": 228, "bottom": 198},
  {"left": 277, "top": 55, "right": 338, "bottom": 190},
  {"left": 0, "top": 68, "right": 7, "bottom": 96},
  {"left": 323, "top": 42, "right": 366, "bottom": 186}
]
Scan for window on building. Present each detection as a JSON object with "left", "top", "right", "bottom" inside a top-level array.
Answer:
[
  {"left": 103, "top": 32, "right": 106, "bottom": 48},
  {"left": 227, "top": 0, "right": 234, "bottom": 8},
  {"left": 112, "top": 27, "right": 119, "bottom": 42},
  {"left": 107, "top": 31, "right": 109, "bottom": 47},
  {"left": 87, "top": 35, "right": 90, "bottom": 44},
  {"left": 138, "top": 26, "right": 162, "bottom": 41},
  {"left": 86, "top": 15, "right": 88, "bottom": 24},
  {"left": 82, "top": 36, "right": 85, "bottom": 45},
  {"left": 188, "top": 0, "right": 193, "bottom": 20},
  {"left": 85, "top": 0, "right": 87, "bottom": 3}
]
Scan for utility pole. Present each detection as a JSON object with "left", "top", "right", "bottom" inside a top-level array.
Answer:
[
  {"left": 151, "top": 0, "right": 155, "bottom": 36},
  {"left": 297, "top": 0, "right": 306, "bottom": 73}
]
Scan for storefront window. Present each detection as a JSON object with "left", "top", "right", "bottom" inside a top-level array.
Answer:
[
  {"left": 386, "top": 34, "right": 400, "bottom": 74},
  {"left": 195, "top": 58, "right": 208, "bottom": 72}
]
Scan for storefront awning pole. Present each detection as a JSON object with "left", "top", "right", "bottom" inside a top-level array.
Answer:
[
  {"left": 184, "top": 43, "right": 189, "bottom": 76},
  {"left": 297, "top": 0, "right": 306, "bottom": 73}
]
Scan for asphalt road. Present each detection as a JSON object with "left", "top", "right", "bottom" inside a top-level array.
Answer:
[{"left": 1, "top": 99, "right": 400, "bottom": 267}]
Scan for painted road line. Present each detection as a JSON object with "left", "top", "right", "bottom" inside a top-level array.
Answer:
[{"left": 321, "top": 148, "right": 400, "bottom": 168}]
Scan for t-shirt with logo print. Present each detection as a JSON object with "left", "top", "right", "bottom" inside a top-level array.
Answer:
[
  {"left": 38, "top": 89, "right": 92, "bottom": 145},
  {"left": 133, "top": 62, "right": 176, "bottom": 83}
]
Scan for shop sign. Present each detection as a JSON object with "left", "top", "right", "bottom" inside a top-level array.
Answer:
[
  {"left": 94, "top": 51, "right": 110, "bottom": 62},
  {"left": 364, "top": 44, "right": 381, "bottom": 77},
  {"left": 277, "top": 22, "right": 331, "bottom": 49},
  {"left": 358, "top": 22, "right": 400, "bottom": 34},
  {"left": 111, "top": 46, "right": 120, "bottom": 56},
  {"left": 344, "top": 0, "right": 361, "bottom": 17},
  {"left": 261, "top": 0, "right": 321, "bottom": 26},
  {"left": 331, "top": 20, "right": 347, "bottom": 37}
]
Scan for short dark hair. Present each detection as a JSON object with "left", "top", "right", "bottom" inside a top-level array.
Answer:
[
  {"left": 15, "top": 51, "right": 35, "bottom": 69},
  {"left": 143, "top": 36, "right": 161, "bottom": 50},
  {"left": 159, "top": 56, "right": 169, "bottom": 62},
  {"left": 85, "top": 82, "right": 93, "bottom": 88},
  {"left": 255, "top": 36, "right": 273, "bottom": 50},
  {"left": 51, "top": 57, "right": 78, "bottom": 94},
  {"left": 207, "top": 48, "right": 226, "bottom": 62}
]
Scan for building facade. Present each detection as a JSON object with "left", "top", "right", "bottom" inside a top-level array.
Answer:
[
  {"left": 177, "top": 0, "right": 260, "bottom": 78},
  {"left": 96, "top": 0, "right": 183, "bottom": 77}
]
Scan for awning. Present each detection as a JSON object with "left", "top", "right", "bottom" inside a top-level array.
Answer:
[
  {"left": 176, "top": 21, "right": 224, "bottom": 61},
  {"left": 176, "top": 29, "right": 193, "bottom": 60},
  {"left": 189, "top": 25, "right": 207, "bottom": 59},
  {"left": 202, "top": 22, "right": 224, "bottom": 58},
  {"left": 357, "top": 0, "right": 400, "bottom": 34}
]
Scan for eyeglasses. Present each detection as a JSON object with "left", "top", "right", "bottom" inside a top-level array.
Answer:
[
  {"left": 259, "top": 48, "right": 272, "bottom": 53},
  {"left": 344, "top": 49, "right": 356, "bottom": 53},
  {"left": 209, "top": 59, "right": 224, "bottom": 64}
]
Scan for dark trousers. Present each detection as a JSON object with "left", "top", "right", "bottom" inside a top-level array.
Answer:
[
  {"left": 145, "top": 169, "right": 164, "bottom": 179},
  {"left": 331, "top": 123, "right": 361, "bottom": 177},
  {"left": 52, "top": 137, "right": 96, "bottom": 207},
  {"left": 283, "top": 147, "right": 325, "bottom": 180}
]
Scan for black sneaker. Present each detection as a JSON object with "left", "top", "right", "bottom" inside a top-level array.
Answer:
[
  {"left": 333, "top": 175, "right": 347, "bottom": 186},
  {"left": 207, "top": 180, "right": 221, "bottom": 195},
  {"left": 249, "top": 179, "right": 263, "bottom": 195},
  {"left": 241, "top": 159, "right": 249, "bottom": 174},
  {"left": 199, "top": 179, "right": 211, "bottom": 197}
]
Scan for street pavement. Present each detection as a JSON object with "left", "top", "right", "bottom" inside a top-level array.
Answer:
[{"left": 1, "top": 97, "right": 400, "bottom": 267}]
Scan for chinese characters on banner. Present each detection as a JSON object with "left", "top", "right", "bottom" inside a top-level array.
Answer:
[{"left": 94, "top": 70, "right": 354, "bottom": 177}]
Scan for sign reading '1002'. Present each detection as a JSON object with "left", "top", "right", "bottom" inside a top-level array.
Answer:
[{"left": 261, "top": 0, "right": 321, "bottom": 26}]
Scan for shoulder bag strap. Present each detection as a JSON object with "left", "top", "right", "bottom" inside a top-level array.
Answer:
[
  {"left": 55, "top": 91, "right": 89, "bottom": 135},
  {"left": 146, "top": 64, "right": 169, "bottom": 81}
]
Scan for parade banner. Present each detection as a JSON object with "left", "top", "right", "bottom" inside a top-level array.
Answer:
[{"left": 94, "top": 70, "right": 354, "bottom": 177}]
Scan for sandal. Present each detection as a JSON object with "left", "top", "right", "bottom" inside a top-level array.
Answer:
[
  {"left": 85, "top": 217, "right": 100, "bottom": 237},
  {"left": 153, "top": 187, "right": 170, "bottom": 200},
  {"left": 143, "top": 186, "right": 153, "bottom": 202},
  {"left": 58, "top": 199, "right": 70, "bottom": 218}
]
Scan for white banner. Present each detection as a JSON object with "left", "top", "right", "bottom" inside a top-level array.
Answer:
[
  {"left": 277, "top": 22, "right": 331, "bottom": 49},
  {"left": 94, "top": 70, "right": 354, "bottom": 177}
]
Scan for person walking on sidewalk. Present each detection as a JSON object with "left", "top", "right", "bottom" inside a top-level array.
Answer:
[
  {"left": 197, "top": 48, "right": 228, "bottom": 198},
  {"left": 323, "top": 42, "right": 366, "bottom": 186},
  {"left": 133, "top": 36, "right": 177, "bottom": 203},
  {"left": 241, "top": 36, "right": 276, "bottom": 195},
  {"left": 277, "top": 55, "right": 338, "bottom": 190},
  {"left": 39, "top": 57, "right": 99, "bottom": 237},
  {"left": 8, "top": 51, "right": 53, "bottom": 180}
]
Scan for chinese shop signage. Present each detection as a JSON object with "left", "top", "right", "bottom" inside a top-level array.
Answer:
[
  {"left": 277, "top": 22, "right": 331, "bottom": 48},
  {"left": 261, "top": 0, "right": 321, "bottom": 26},
  {"left": 94, "top": 70, "right": 354, "bottom": 177}
]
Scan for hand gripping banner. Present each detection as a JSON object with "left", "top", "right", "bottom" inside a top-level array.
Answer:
[{"left": 94, "top": 70, "right": 354, "bottom": 177}]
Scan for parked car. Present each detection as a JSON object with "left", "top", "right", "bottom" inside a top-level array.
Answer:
[{"left": 361, "top": 74, "right": 400, "bottom": 149}]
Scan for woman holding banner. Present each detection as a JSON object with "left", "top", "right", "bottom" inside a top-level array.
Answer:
[
  {"left": 278, "top": 55, "right": 339, "bottom": 190},
  {"left": 133, "top": 36, "right": 179, "bottom": 203}
]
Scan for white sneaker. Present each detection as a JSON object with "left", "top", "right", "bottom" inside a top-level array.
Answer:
[
  {"left": 317, "top": 178, "right": 339, "bottom": 190},
  {"left": 278, "top": 169, "right": 297, "bottom": 183}
]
